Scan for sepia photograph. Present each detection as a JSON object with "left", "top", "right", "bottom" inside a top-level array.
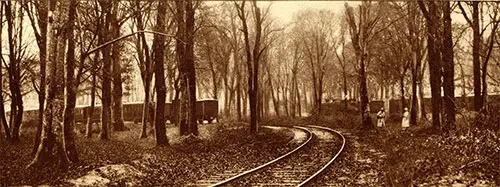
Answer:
[{"left": 0, "top": 0, "right": 499, "bottom": 186}]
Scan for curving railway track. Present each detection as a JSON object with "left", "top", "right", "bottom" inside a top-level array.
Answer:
[{"left": 192, "top": 125, "right": 345, "bottom": 187}]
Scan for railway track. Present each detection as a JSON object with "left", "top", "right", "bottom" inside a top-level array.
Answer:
[{"left": 192, "top": 125, "right": 345, "bottom": 187}]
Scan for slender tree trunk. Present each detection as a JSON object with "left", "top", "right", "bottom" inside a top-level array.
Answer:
[
  {"left": 302, "top": 83, "right": 308, "bottom": 114},
  {"left": 400, "top": 75, "right": 406, "bottom": 113},
  {"left": 410, "top": 53, "right": 419, "bottom": 126},
  {"left": 236, "top": 1, "right": 262, "bottom": 133},
  {"left": 418, "top": 80, "right": 427, "bottom": 120},
  {"left": 242, "top": 87, "right": 247, "bottom": 118},
  {"left": 290, "top": 74, "right": 296, "bottom": 118},
  {"left": 135, "top": 0, "right": 153, "bottom": 139},
  {"left": 268, "top": 67, "right": 280, "bottom": 117},
  {"left": 32, "top": 1, "right": 48, "bottom": 152},
  {"left": 62, "top": 0, "right": 78, "bottom": 162},
  {"left": 236, "top": 63, "right": 242, "bottom": 120},
  {"left": 175, "top": 0, "right": 186, "bottom": 135},
  {"left": 420, "top": 1, "right": 442, "bottom": 129},
  {"left": 111, "top": 7, "right": 125, "bottom": 131},
  {"left": 152, "top": 0, "right": 168, "bottom": 145},
  {"left": 5, "top": 1, "right": 23, "bottom": 143},
  {"left": 441, "top": 1, "right": 455, "bottom": 132},
  {"left": 100, "top": 0, "right": 112, "bottom": 140},
  {"left": 360, "top": 57, "right": 373, "bottom": 129},
  {"left": 176, "top": 0, "right": 197, "bottom": 135},
  {"left": 0, "top": 4, "right": 9, "bottom": 140},
  {"left": 86, "top": 71, "right": 96, "bottom": 138},
  {"left": 471, "top": 2, "right": 482, "bottom": 111},
  {"left": 296, "top": 82, "right": 302, "bottom": 117},
  {"left": 283, "top": 83, "right": 289, "bottom": 116},
  {"left": 343, "top": 68, "right": 348, "bottom": 109},
  {"left": 187, "top": 0, "right": 198, "bottom": 135},
  {"left": 317, "top": 76, "right": 323, "bottom": 115}
]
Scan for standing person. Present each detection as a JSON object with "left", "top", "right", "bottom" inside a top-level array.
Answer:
[
  {"left": 401, "top": 107, "right": 410, "bottom": 130},
  {"left": 377, "top": 108, "right": 386, "bottom": 127}
]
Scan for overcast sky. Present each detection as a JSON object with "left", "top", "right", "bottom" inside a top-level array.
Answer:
[{"left": 262, "top": 1, "right": 357, "bottom": 24}]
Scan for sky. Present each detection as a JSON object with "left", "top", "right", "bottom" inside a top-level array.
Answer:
[{"left": 261, "top": 1, "right": 355, "bottom": 24}]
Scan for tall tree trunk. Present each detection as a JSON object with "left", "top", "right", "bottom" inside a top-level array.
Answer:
[
  {"left": 135, "top": 0, "right": 153, "bottom": 139},
  {"left": 441, "top": 1, "right": 455, "bottom": 132},
  {"left": 283, "top": 82, "right": 289, "bottom": 116},
  {"left": 30, "top": 1, "right": 48, "bottom": 152},
  {"left": 410, "top": 53, "right": 419, "bottom": 126},
  {"left": 342, "top": 68, "right": 348, "bottom": 109},
  {"left": 0, "top": 2, "right": 9, "bottom": 141},
  {"left": 5, "top": 1, "right": 23, "bottom": 143},
  {"left": 29, "top": 0, "right": 70, "bottom": 168},
  {"left": 317, "top": 76, "right": 323, "bottom": 115},
  {"left": 242, "top": 87, "right": 247, "bottom": 118},
  {"left": 419, "top": 1, "right": 442, "bottom": 129},
  {"left": 63, "top": 0, "right": 78, "bottom": 162},
  {"left": 175, "top": 0, "right": 188, "bottom": 135},
  {"left": 296, "top": 81, "right": 301, "bottom": 117},
  {"left": 176, "top": 0, "right": 197, "bottom": 135},
  {"left": 418, "top": 78, "right": 427, "bottom": 120},
  {"left": 224, "top": 83, "right": 229, "bottom": 117},
  {"left": 236, "top": 1, "right": 262, "bottom": 133},
  {"left": 100, "top": 0, "right": 112, "bottom": 140},
  {"left": 400, "top": 75, "right": 406, "bottom": 113},
  {"left": 236, "top": 62, "right": 242, "bottom": 120},
  {"left": 290, "top": 74, "right": 296, "bottom": 118},
  {"left": 186, "top": 0, "right": 198, "bottom": 135},
  {"left": 86, "top": 71, "right": 96, "bottom": 138},
  {"left": 302, "top": 83, "right": 308, "bottom": 114},
  {"left": 471, "top": 2, "right": 482, "bottom": 111},
  {"left": 152, "top": 0, "right": 168, "bottom": 145},
  {"left": 111, "top": 5, "right": 125, "bottom": 131},
  {"left": 268, "top": 67, "right": 280, "bottom": 117},
  {"left": 360, "top": 57, "right": 373, "bottom": 129}
]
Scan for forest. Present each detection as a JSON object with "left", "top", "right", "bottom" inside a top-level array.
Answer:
[{"left": 1, "top": 0, "right": 500, "bottom": 186}]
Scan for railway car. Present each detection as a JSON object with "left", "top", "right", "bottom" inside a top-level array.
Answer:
[
  {"left": 170, "top": 99, "right": 219, "bottom": 124},
  {"left": 196, "top": 99, "right": 218, "bottom": 123},
  {"left": 15, "top": 99, "right": 218, "bottom": 126}
]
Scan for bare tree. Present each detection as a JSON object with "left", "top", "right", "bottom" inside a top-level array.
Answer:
[
  {"left": 458, "top": 2, "right": 500, "bottom": 110},
  {"left": 152, "top": 0, "right": 168, "bottom": 145},
  {"left": 345, "top": 2, "right": 380, "bottom": 129},
  {"left": 234, "top": 0, "right": 265, "bottom": 133},
  {"left": 4, "top": 1, "right": 27, "bottom": 142},
  {"left": 134, "top": 0, "right": 154, "bottom": 139},
  {"left": 29, "top": 0, "right": 71, "bottom": 168},
  {"left": 418, "top": 1, "right": 456, "bottom": 132},
  {"left": 175, "top": 0, "right": 198, "bottom": 135},
  {"left": 62, "top": 0, "right": 79, "bottom": 162}
]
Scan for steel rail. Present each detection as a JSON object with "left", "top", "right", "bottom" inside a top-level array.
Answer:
[
  {"left": 298, "top": 125, "right": 346, "bottom": 186},
  {"left": 210, "top": 126, "right": 313, "bottom": 187}
]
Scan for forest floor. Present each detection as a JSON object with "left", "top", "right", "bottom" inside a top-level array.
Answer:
[
  {"left": 277, "top": 103, "right": 500, "bottom": 186},
  {"left": 0, "top": 121, "right": 301, "bottom": 186}
]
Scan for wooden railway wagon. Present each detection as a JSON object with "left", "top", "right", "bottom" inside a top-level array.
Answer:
[
  {"left": 387, "top": 95, "right": 500, "bottom": 114},
  {"left": 21, "top": 100, "right": 219, "bottom": 124},
  {"left": 195, "top": 99, "right": 218, "bottom": 123},
  {"left": 78, "top": 100, "right": 217, "bottom": 124},
  {"left": 17, "top": 100, "right": 218, "bottom": 125},
  {"left": 79, "top": 102, "right": 174, "bottom": 124},
  {"left": 169, "top": 99, "right": 219, "bottom": 124}
]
